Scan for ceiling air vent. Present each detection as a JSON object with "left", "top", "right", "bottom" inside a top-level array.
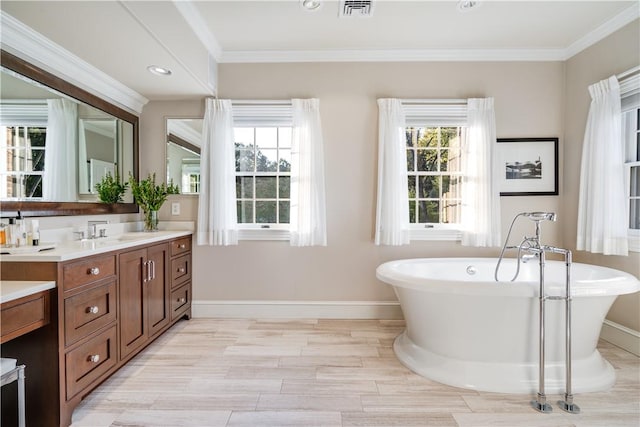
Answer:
[{"left": 339, "top": 0, "right": 374, "bottom": 18}]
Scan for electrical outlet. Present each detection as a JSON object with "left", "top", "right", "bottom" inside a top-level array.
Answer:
[{"left": 171, "top": 202, "right": 180, "bottom": 216}]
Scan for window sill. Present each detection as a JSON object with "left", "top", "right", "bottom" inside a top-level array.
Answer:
[
  {"left": 410, "top": 228, "right": 461, "bottom": 241},
  {"left": 238, "top": 228, "right": 290, "bottom": 241}
]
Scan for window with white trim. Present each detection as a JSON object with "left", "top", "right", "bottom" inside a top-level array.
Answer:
[
  {"left": 232, "top": 102, "right": 292, "bottom": 233},
  {"left": 620, "top": 70, "right": 640, "bottom": 251},
  {"left": 403, "top": 100, "right": 467, "bottom": 239},
  {"left": 0, "top": 103, "right": 48, "bottom": 200}
]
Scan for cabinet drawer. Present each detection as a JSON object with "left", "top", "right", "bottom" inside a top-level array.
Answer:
[
  {"left": 64, "top": 280, "right": 117, "bottom": 346},
  {"left": 63, "top": 255, "right": 116, "bottom": 291},
  {"left": 170, "top": 236, "right": 191, "bottom": 257},
  {"left": 65, "top": 325, "right": 117, "bottom": 400},
  {"left": 170, "top": 283, "right": 190, "bottom": 321},
  {"left": 1, "top": 290, "right": 50, "bottom": 344},
  {"left": 170, "top": 254, "right": 191, "bottom": 288}
]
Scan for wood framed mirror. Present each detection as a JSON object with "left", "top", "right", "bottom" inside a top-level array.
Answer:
[{"left": 0, "top": 50, "right": 139, "bottom": 217}]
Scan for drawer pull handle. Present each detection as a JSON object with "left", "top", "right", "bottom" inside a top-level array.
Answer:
[
  {"left": 177, "top": 297, "right": 186, "bottom": 303},
  {"left": 88, "top": 267, "right": 100, "bottom": 275},
  {"left": 88, "top": 354, "right": 100, "bottom": 363},
  {"left": 179, "top": 244, "right": 186, "bottom": 249},
  {"left": 87, "top": 306, "right": 100, "bottom": 314},
  {"left": 178, "top": 268, "right": 185, "bottom": 273}
]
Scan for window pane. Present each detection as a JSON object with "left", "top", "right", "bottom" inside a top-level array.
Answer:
[
  {"left": 440, "top": 149, "right": 449, "bottom": 171},
  {"left": 256, "top": 148, "right": 277, "bottom": 172},
  {"left": 442, "top": 176, "right": 461, "bottom": 199},
  {"left": 237, "top": 201, "right": 254, "bottom": 223},
  {"left": 28, "top": 128, "right": 46, "bottom": 147},
  {"left": 417, "top": 130, "right": 438, "bottom": 148},
  {"left": 236, "top": 176, "right": 254, "bottom": 199},
  {"left": 409, "top": 200, "right": 416, "bottom": 223},
  {"left": 279, "top": 201, "right": 290, "bottom": 224},
  {"left": 442, "top": 199, "right": 461, "bottom": 224},
  {"left": 279, "top": 176, "right": 290, "bottom": 198},
  {"left": 418, "top": 176, "right": 439, "bottom": 198},
  {"left": 256, "top": 127, "right": 278, "bottom": 148},
  {"left": 279, "top": 149, "right": 291, "bottom": 172},
  {"left": 418, "top": 200, "right": 439, "bottom": 223},
  {"left": 406, "top": 149, "right": 415, "bottom": 172},
  {"left": 256, "top": 176, "right": 277, "bottom": 199},
  {"left": 630, "top": 199, "right": 640, "bottom": 229},
  {"left": 236, "top": 149, "right": 255, "bottom": 172},
  {"left": 256, "top": 201, "right": 277, "bottom": 223},
  {"left": 279, "top": 127, "right": 292, "bottom": 148},
  {"left": 235, "top": 128, "right": 254, "bottom": 146},
  {"left": 408, "top": 175, "right": 416, "bottom": 198},
  {"left": 417, "top": 149, "right": 437, "bottom": 171},
  {"left": 448, "top": 150, "right": 461, "bottom": 172},
  {"left": 440, "top": 128, "right": 459, "bottom": 148},
  {"left": 631, "top": 167, "right": 640, "bottom": 197},
  {"left": 25, "top": 174, "right": 42, "bottom": 197}
]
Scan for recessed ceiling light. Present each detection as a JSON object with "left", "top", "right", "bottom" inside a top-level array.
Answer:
[
  {"left": 457, "top": 1, "right": 481, "bottom": 12},
  {"left": 301, "top": 0, "right": 322, "bottom": 11},
  {"left": 147, "top": 65, "right": 172, "bottom": 76}
]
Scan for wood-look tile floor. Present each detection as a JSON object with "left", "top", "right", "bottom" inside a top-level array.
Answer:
[{"left": 71, "top": 319, "right": 640, "bottom": 427}]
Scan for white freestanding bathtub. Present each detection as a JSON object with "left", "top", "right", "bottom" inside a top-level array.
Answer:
[{"left": 376, "top": 258, "right": 640, "bottom": 393}]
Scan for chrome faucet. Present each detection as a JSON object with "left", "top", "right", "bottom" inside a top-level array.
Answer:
[{"left": 87, "top": 220, "right": 109, "bottom": 239}]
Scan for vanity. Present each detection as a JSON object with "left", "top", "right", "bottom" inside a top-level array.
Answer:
[{"left": 0, "top": 231, "right": 192, "bottom": 427}]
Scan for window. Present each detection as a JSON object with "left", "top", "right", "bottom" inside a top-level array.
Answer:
[
  {"left": 406, "top": 126, "right": 462, "bottom": 226},
  {"left": 235, "top": 126, "right": 292, "bottom": 228},
  {"left": 402, "top": 100, "right": 468, "bottom": 239},
  {"left": 0, "top": 125, "right": 46, "bottom": 199},
  {"left": 621, "top": 70, "right": 640, "bottom": 251}
]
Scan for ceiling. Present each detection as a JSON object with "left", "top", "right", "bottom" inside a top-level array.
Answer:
[{"left": 1, "top": 0, "right": 638, "bottom": 104}]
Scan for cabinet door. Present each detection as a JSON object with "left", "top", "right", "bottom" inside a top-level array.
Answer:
[
  {"left": 119, "top": 247, "right": 147, "bottom": 359},
  {"left": 147, "top": 243, "right": 170, "bottom": 337}
]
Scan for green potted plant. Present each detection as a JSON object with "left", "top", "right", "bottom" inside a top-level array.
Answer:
[
  {"left": 129, "top": 173, "right": 179, "bottom": 231},
  {"left": 95, "top": 172, "right": 128, "bottom": 204}
]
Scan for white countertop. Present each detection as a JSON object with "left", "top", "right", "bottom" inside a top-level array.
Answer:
[
  {"left": 0, "top": 280, "right": 56, "bottom": 304},
  {"left": 0, "top": 230, "right": 193, "bottom": 262}
]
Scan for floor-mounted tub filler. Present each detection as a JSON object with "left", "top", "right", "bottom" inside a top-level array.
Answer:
[{"left": 376, "top": 212, "right": 640, "bottom": 414}]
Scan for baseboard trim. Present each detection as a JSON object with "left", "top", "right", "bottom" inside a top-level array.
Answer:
[
  {"left": 192, "top": 300, "right": 403, "bottom": 320},
  {"left": 600, "top": 320, "right": 640, "bottom": 356}
]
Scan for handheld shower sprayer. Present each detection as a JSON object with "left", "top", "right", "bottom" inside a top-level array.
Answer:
[{"left": 522, "top": 212, "right": 557, "bottom": 222}]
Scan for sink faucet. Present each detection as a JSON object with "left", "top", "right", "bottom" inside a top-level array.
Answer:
[{"left": 87, "top": 220, "right": 109, "bottom": 239}]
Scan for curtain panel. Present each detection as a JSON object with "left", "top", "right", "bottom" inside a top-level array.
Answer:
[
  {"left": 375, "top": 98, "right": 410, "bottom": 246},
  {"left": 290, "top": 98, "right": 327, "bottom": 247},
  {"left": 197, "top": 98, "right": 238, "bottom": 246},
  {"left": 461, "top": 97, "right": 501, "bottom": 247},
  {"left": 577, "top": 76, "right": 628, "bottom": 256},
  {"left": 43, "top": 99, "right": 77, "bottom": 201}
]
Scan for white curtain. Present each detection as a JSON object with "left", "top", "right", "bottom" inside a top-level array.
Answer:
[
  {"left": 375, "top": 98, "right": 410, "bottom": 245},
  {"left": 43, "top": 99, "right": 77, "bottom": 201},
  {"left": 197, "top": 98, "right": 238, "bottom": 246},
  {"left": 290, "top": 98, "right": 327, "bottom": 246},
  {"left": 460, "top": 97, "right": 501, "bottom": 247},
  {"left": 577, "top": 76, "right": 628, "bottom": 256}
]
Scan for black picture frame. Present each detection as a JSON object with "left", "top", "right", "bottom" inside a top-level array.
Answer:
[{"left": 496, "top": 137, "right": 559, "bottom": 196}]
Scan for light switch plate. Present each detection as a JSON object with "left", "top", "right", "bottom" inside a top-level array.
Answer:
[{"left": 171, "top": 202, "right": 180, "bottom": 215}]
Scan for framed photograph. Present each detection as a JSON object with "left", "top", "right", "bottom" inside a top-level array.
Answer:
[{"left": 496, "top": 137, "right": 558, "bottom": 196}]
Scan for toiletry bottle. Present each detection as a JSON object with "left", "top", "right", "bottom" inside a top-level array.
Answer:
[
  {"left": 31, "top": 219, "right": 40, "bottom": 246},
  {"left": 15, "top": 212, "right": 25, "bottom": 247},
  {"left": 26, "top": 219, "right": 33, "bottom": 246},
  {"left": 0, "top": 223, "right": 6, "bottom": 246},
  {"left": 7, "top": 218, "right": 16, "bottom": 246}
]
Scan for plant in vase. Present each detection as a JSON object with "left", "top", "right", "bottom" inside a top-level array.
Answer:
[
  {"left": 129, "top": 173, "right": 179, "bottom": 231},
  {"left": 95, "top": 172, "right": 128, "bottom": 204}
]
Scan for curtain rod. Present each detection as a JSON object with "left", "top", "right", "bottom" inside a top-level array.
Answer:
[
  {"left": 617, "top": 66, "right": 640, "bottom": 80},
  {"left": 401, "top": 98, "right": 467, "bottom": 104}
]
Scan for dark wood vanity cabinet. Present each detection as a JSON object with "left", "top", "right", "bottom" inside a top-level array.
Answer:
[
  {"left": 119, "top": 243, "right": 170, "bottom": 360},
  {"left": 0, "top": 234, "right": 192, "bottom": 427}
]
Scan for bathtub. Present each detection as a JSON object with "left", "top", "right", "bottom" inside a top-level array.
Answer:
[{"left": 376, "top": 257, "right": 640, "bottom": 393}]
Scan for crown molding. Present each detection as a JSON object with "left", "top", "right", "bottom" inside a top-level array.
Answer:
[
  {"left": 563, "top": 4, "right": 640, "bottom": 60},
  {"left": 220, "top": 48, "right": 567, "bottom": 63},
  {"left": 173, "top": 0, "right": 222, "bottom": 61},
  {"left": 0, "top": 11, "right": 148, "bottom": 115}
]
